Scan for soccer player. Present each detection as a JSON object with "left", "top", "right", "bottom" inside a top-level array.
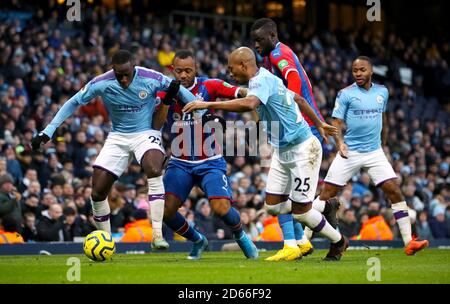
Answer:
[
  {"left": 183, "top": 47, "right": 349, "bottom": 261},
  {"left": 152, "top": 49, "right": 258, "bottom": 260},
  {"left": 31, "top": 50, "right": 196, "bottom": 250},
  {"left": 250, "top": 18, "right": 339, "bottom": 260},
  {"left": 314, "top": 56, "right": 429, "bottom": 255}
]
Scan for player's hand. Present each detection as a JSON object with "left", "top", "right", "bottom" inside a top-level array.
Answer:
[
  {"left": 31, "top": 132, "right": 50, "bottom": 151},
  {"left": 162, "top": 80, "right": 180, "bottom": 105},
  {"left": 338, "top": 143, "right": 349, "bottom": 159},
  {"left": 182, "top": 101, "right": 209, "bottom": 113},
  {"left": 317, "top": 122, "right": 338, "bottom": 144}
]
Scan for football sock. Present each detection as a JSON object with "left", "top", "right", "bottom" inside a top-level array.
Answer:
[
  {"left": 148, "top": 176, "right": 165, "bottom": 239},
  {"left": 293, "top": 208, "right": 341, "bottom": 243},
  {"left": 165, "top": 211, "right": 202, "bottom": 243},
  {"left": 392, "top": 201, "right": 412, "bottom": 245},
  {"left": 312, "top": 196, "right": 326, "bottom": 213},
  {"left": 220, "top": 207, "right": 243, "bottom": 238},
  {"left": 294, "top": 221, "right": 307, "bottom": 245},
  {"left": 91, "top": 197, "right": 111, "bottom": 234},
  {"left": 279, "top": 214, "right": 297, "bottom": 247}
]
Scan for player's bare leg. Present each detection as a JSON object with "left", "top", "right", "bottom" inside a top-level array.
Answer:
[
  {"left": 210, "top": 198, "right": 258, "bottom": 259},
  {"left": 304, "top": 183, "right": 342, "bottom": 240},
  {"left": 264, "top": 194, "right": 302, "bottom": 261},
  {"left": 164, "top": 194, "right": 208, "bottom": 259},
  {"left": 380, "top": 180, "right": 428, "bottom": 255},
  {"left": 91, "top": 167, "right": 117, "bottom": 234},
  {"left": 291, "top": 201, "right": 348, "bottom": 261},
  {"left": 141, "top": 149, "right": 169, "bottom": 250}
]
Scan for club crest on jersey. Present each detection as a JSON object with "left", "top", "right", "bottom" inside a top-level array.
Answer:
[
  {"left": 139, "top": 90, "right": 148, "bottom": 99},
  {"left": 376, "top": 95, "right": 384, "bottom": 104}
]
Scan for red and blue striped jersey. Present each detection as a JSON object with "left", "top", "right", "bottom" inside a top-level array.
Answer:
[
  {"left": 160, "top": 76, "right": 239, "bottom": 162},
  {"left": 263, "top": 42, "right": 324, "bottom": 126}
]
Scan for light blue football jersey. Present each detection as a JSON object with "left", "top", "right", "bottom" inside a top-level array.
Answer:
[
  {"left": 247, "top": 67, "right": 312, "bottom": 148},
  {"left": 42, "top": 66, "right": 196, "bottom": 137},
  {"left": 332, "top": 82, "right": 389, "bottom": 153}
]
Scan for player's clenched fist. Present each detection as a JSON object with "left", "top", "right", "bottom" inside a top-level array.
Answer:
[{"left": 31, "top": 132, "right": 50, "bottom": 151}]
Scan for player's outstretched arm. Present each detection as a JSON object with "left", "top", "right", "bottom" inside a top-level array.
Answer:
[
  {"left": 293, "top": 94, "right": 337, "bottom": 143},
  {"left": 32, "top": 81, "right": 100, "bottom": 151},
  {"left": 182, "top": 96, "right": 260, "bottom": 113}
]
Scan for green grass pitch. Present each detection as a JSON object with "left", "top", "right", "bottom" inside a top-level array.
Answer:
[{"left": 0, "top": 249, "right": 449, "bottom": 284}]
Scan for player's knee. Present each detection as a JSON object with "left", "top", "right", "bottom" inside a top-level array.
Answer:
[
  {"left": 210, "top": 200, "right": 230, "bottom": 216},
  {"left": 145, "top": 166, "right": 163, "bottom": 178},
  {"left": 91, "top": 188, "right": 108, "bottom": 202},
  {"left": 264, "top": 203, "right": 281, "bottom": 215}
]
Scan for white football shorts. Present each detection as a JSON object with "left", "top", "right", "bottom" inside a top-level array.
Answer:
[
  {"left": 324, "top": 147, "right": 397, "bottom": 187},
  {"left": 93, "top": 130, "right": 165, "bottom": 178},
  {"left": 266, "top": 136, "right": 322, "bottom": 203}
]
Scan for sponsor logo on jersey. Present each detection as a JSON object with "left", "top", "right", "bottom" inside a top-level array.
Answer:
[
  {"left": 222, "top": 82, "right": 232, "bottom": 88},
  {"left": 277, "top": 59, "right": 289, "bottom": 70}
]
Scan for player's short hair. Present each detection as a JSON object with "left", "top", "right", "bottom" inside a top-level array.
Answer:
[
  {"left": 354, "top": 56, "right": 373, "bottom": 67},
  {"left": 112, "top": 50, "right": 132, "bottom": 65},
  {"left": 174, "top": 49, "right": 195, "bottom": 61},
  {"left": 251, "top": 18, "right": 277, "bottom": 33}
]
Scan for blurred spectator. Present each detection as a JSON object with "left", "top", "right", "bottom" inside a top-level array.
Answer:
[
  {"left": 352, "top": 202, "right": 394, "bottom": 241},
  {"left": 121, "top": 209, "right": 152, "bottom": 243},
  {"left": 240, "top": 208, "right": 259, "bottom": 241},
  {"left": 416, "top": 211, "right": 434, "bottom": 241},
  {"left": 22, "top": 212, "right": 38, "bottom": 242},
  {"left": 193, "top": 198, "right": 219, "bottom": 240},
  {"left": 36, "top": 203, "right": 67, "bottom": 242},
  {"left": 62, "top": 206, "right": 92, "bottom": 241},
  {"left": 0, "top": 216, "right": 24, "bottom": 244},
  {"left": 338, "top": 209, "right": 359, "bottom": 239},
  {"left": 0, "top": 173, "right": 22, "bottom": 225},
  {"left": 430, "top": 204, "right": 449, "bottom": 238}
]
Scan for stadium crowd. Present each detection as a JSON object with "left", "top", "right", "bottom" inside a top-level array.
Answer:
[{"left": 0, "top": 2, "right": 449, "bottom": 244}]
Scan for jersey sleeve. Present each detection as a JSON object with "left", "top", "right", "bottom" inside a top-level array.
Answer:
[
  {"left": 247, "top": 75, "right": 270, "bottom": 105},
  {"left": 332, "top": 89, "right": 349, "bottom": 120},
  {"left": 42, "top": 80, "right": 101, "bottom": 138},
  {"left": 270, "top": 51, "right": 299, "bottom": 80},
  {"left": 205, "top": 79, "right": 240, "bottom": 99}
]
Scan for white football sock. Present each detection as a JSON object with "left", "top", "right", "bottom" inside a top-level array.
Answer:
[
  {"left": 293, "top": 208, "right": 341, "bottom": 243},
  {"left": 312, "top": 196, "right": 326, "bottom": 213},
  {"left": 148, "top": 176, "right": 165, "bottom": 239},
  {"left": 297, "top": 234, "right": 308, "bottom": 246},
  {"left": 392, "top": 201, "right": 412, "bottom": 245},
  {"left": 91, "top": 197, "right": 111, "bottom": 234}
]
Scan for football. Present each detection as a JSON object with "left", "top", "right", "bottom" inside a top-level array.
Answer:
[{"left": 83, "top": 230, "right": 116, "bottom": 262}]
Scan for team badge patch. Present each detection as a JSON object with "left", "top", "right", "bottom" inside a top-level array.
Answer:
[
  {"left": 376, "top": 95, "right": 384, "bottom": 104},
  {"left": 139, "top": 90, "right": 148, "bottom": 99},
  {"left": 277, "top": 59, "right": 289, "bottom": 70}
]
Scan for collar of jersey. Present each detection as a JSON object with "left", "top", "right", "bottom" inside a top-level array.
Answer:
[{"left": 187, "top": 77, "right": 197, "bottom": 91}]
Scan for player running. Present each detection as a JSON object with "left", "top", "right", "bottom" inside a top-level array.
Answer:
[
  {"left": 250, "top": 18, "right": 339, "bottom": 260},
  {"left": 152, "top": 49, "right": 258, "bottom": 260},
  {"left": 313, "top": 56, "right": 429, "bottom": 255},
  {"left": 31, "top": 50, "right": 196, "bottom": 250},
  {"left": 183, "top": 47, "right": 349, "bottom": 261}
]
